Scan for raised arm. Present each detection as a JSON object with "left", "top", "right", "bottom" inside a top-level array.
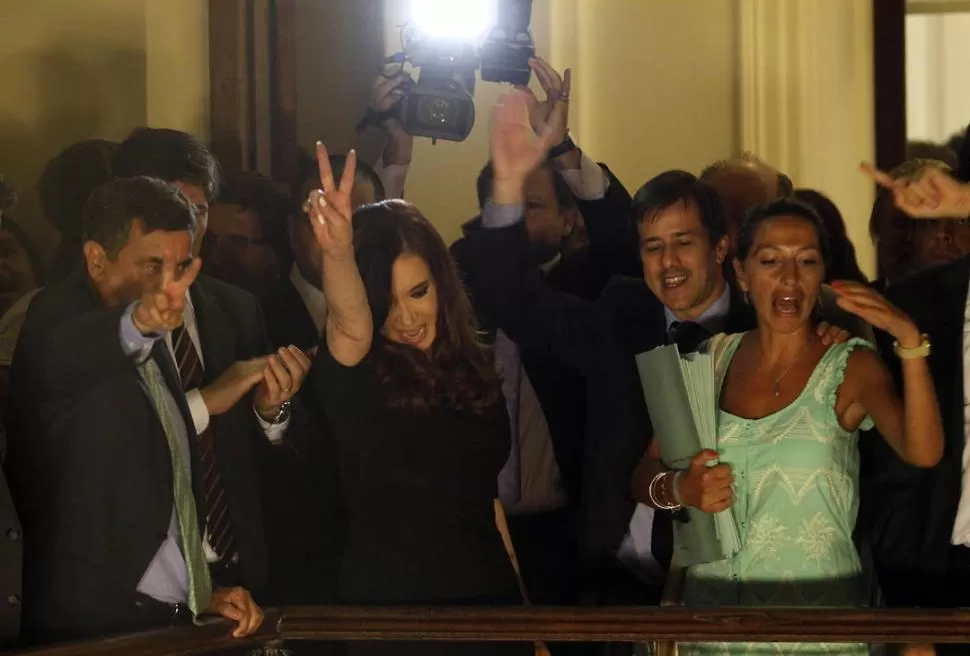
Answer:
[
  {"left": 306, "top": 143, "right": 373, "bottom": 367},
  {"left": 458, "top": 91, "right": 617, "bottom": 375},
  {"left": 832, "top": 281, "right": 944, "bottom": 468},
  {"left": 520, "top": 56, "right": 639, "bottom": 276}
]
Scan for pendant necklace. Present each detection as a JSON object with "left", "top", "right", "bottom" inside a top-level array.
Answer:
[{"left": 762, "top": 337, "right": 814, "bottom": 397}]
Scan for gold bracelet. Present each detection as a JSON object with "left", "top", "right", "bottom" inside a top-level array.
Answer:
[{"left": 893, "top": 333, "right": 931, "bottom": 360}]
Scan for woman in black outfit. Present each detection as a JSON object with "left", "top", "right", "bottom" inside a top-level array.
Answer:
[{"left": 301, "top": 132, "right": 545, "bottom": 655}]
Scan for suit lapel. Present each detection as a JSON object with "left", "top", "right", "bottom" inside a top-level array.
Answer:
[{"left": 190, "top": 278, "right": 236, "bottom": 386}]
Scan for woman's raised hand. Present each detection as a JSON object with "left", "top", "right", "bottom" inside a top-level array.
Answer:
[
  {"left": 305, "top": 141, "right": 357, "bottom": 257},
  {"left": 830, "top": 280, "right": 921, "bottom": 348}
]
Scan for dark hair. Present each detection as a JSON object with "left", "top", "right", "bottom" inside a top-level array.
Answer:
[
  {"left": 216, "top": 171, "right": 293, "bottom": 264},
  {"left": 352, "top": 200, "right": 500, "bottom": 413},
  {"left": 475, "top": 160, "right": 577, "bottom": 212},
  {"left": 290, "top": 149, "right": 386, "bottom": 217},
  {"left": 37, "top": 139, "right": 119, "bottom": 282},
  {"left": 82, "top": 177, "right": 196, "bottom": 259},
  {"left": 630, "top": 170, "right": 726, "bottom": 244},
  {"left": 959, "top": 124, "right": 970, "bottom": 183},
  {"left": 114, "top": 128, "right": 220, "bottom": 201},
  {"left": 0, "top": 219, "right": 45, "bottom": 286},
  {"left": 906, "top": 141, "right": 958, "bottom": 169},
  {"left": 736, "top": 198, "right": 830, "bottom": 265},
  {"left": 794, "top": 189, "right": 867, "bottom": 283}
]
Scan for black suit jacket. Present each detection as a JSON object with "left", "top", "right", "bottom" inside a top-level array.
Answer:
[
  {"left": 188, "top": 274, "right": 274, "bottom": 599},
  {"left": 864, "top": 257, "right": 969, "bottom": 608},
  {"left": 4, "top": 272, "right": 205, "bottom": 643},
  {"left": 452, "top": 164, "right": 640, "bottom": 507},
  {"left": 260, "top": 276, "right": 320, "bottom": 353},
  {"left": 258, "top": 275, "right": 345, "bottom": 605}
]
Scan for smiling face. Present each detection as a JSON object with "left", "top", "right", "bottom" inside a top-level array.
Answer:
[
  {"left": 381, "top": 252, "right": 438, "bottom": 352},
  {"left": 735, "top": 215, "right": 826, "bottom": 334},
  {"left": 638, "top": 200, "right": 729, "bottom": 321}
]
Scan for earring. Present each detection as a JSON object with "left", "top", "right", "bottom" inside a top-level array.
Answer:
[{"left": 743, "top": 290, "right": 750, "bottom": 305}]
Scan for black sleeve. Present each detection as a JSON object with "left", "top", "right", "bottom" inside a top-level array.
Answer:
[
  {"left": 576, "top": 164, "right": 642, "bottom": 279},
  {"left": 455, "top": 218, "right": 621, "bottom": 377}
]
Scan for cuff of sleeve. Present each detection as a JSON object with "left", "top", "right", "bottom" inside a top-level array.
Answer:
[
  {"left": 559, "top": 153, "right": 609, "bottom": 201},
  {"left": 254, "top": 405, "right": 289, "bottom": 444},
  {"left": 482, "top": 200, "right": 525, "bottom": 229},
  {"left": 186, "top": 389, "right": 211, "bottom": 435},
  {"left": 120, "top": 302, "right": 161, "bottom": 360},
  {"left": 376, "top": 161, "right": 409, "bottom": 200}
]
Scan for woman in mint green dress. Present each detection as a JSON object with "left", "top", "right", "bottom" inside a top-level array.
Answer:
[{"left": 633, "top": 198, "right": 945, "bottom": 655}]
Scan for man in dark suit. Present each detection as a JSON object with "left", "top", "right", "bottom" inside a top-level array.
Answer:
[
  {"left": 859, "top": 165, "right": 970, "bottom": 655},
  {"left": 5, "top": 177, "right": 263, "bottom": 643},
  {"left": 113, "top": 129, "right": 313, "bottom": 605}
]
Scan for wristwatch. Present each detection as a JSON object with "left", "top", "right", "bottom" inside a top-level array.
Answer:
[
  {"left": 266, "top": 400, "right": 292, "bottom": 425},
  {"left": 548, "top": 133, "right": 578, "bottom": 159},
  {"left": 893, "top": 334, "right": 931, "bottom": 360}
]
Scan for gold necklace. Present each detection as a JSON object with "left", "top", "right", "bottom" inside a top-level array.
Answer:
[{"left": 760, "top": 337, "right": 815, "bottom": 397}]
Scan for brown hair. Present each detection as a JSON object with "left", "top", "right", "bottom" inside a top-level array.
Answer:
[{"left": 352, "top": 200, "right": 501, "bottom": 413}]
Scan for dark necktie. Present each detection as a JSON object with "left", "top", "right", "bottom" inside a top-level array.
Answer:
[
  {"left": 172, "top": 325, "right": 236, "bottom": 562},
  {"left": 667, "top": 320, "right": 712, "bottom": 354}
]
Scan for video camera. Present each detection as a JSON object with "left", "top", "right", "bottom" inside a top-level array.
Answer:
[{"left": 393, "top": 0, "right": 535, "bottom": 143}]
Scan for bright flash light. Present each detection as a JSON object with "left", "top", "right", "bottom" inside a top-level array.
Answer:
[{"left": 410, "top": 0, "right": 496, "bottom": 40}]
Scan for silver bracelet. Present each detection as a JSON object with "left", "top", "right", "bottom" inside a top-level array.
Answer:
[
  {"left": 649, "top": 472, "right": 682, "bottom": 511},
  {"left": 671, "top": 470, "right": 686, "bottom": 507}
]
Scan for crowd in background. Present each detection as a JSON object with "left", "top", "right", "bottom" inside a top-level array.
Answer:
[{"left": 0, "top": 54, "right": 968, "bottom": 656}]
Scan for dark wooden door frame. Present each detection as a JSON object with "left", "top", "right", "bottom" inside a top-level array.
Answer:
[
  {"left": 872, "top": 0, "right": 907, "bottom": 172},
  {"left": 208, "top": 0, "right": 297, "bottom": 182}
]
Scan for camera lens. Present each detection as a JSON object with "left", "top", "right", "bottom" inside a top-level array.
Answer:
[{"left": 417, "top": 97, "right": 458, "bottom": 128}]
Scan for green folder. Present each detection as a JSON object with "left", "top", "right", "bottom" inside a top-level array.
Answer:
[{"left": 635, "top": 344, "right": 741, "bottom": 567}]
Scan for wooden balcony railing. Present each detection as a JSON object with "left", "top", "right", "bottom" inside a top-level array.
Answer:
[{"left": 12, "top": 606, "right": 970, "bottom": 655}]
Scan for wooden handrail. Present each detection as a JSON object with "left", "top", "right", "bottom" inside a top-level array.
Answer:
[
  {"left": 13, "top": 606, "right": 970, "bottom": 654},
  {"left": 11, "top": 608, "right": 281, "bottom": 656}
]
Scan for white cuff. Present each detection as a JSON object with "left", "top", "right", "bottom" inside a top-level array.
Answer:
[
  {"left": 186, "top": 389, "right": 211, "bottom": 435},
  {"left": 254, "top": 405, "right": 290, "bottom": 445},
  {"left": 558, "top": 152, "right": 609, "bottom": 201}
]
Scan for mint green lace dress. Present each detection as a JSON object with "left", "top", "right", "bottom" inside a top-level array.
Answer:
[{"left": 679, "top": 333, "right": 874, "bottom": 656}]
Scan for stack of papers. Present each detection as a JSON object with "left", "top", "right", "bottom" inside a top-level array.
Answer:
[{"left": 635, "top": 345, "right": 741, "bottom": 567}]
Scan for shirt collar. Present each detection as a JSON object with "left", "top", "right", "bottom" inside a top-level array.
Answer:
[
  {"left": 289, "top": 264, "right": 328, "bottom": 334},
  {"left": 663, "top": 284, "right": 732, "bottom": 333}
]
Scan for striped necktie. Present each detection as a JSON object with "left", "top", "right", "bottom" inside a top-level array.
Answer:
[
  {"left": 171, "top": 324, "right": 236, "bottom": 561},
  {"left": 139, "top": 358, "right": 213, "bottom": 616}
]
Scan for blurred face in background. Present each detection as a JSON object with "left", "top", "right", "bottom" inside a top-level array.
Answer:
[
  {"left": 522, "top": 167, "right": 579, "bottom": 265},
  {"left": 203, "top": 202, "right": 279, "bottom": 296},
  {"left": 0, "top": 225, "right": 37, "bottom": 317}
]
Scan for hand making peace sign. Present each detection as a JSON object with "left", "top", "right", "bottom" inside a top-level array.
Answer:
[{"left": 304, "top": 141, "right": 358, "bottom": 258}]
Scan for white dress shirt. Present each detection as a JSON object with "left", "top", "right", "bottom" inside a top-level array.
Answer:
[
  {"left": 290, "top": 265, "right": 328, "bottom": 335},
  {"left": 951, "top": 280, "right": 970, "bottom": 546},
  {"left": 616, "top": 286, "right": 732, "bottom": 583}
]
